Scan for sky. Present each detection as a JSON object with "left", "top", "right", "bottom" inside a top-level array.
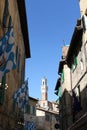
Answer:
[{"left": 25, "top": 0, "right": 80, "bottom": 101}]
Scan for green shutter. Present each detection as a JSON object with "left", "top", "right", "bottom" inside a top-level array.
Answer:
[
  {"left": 58, "top": 87, "right": 61, "bottom": 100},
  {"left": 61, "top": 69, "right": 64, "bottom": 83},
  {"left": 72, "top": 64, "right": 75, "bottom": 72},
  {"left": 74, "top": 57, "right": 78, "bottom": 65},
  {"left": 82, "top": 15, "right": 86, "bottom": 32},
  {"left": 58, "top": 87, "right": 61, "bottom": 97},
  {"left": 72, "top": 57, "right": 78, "bottom": 72}
]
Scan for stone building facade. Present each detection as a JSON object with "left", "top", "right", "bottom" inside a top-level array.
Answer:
[
  {"left": 24, "top": 96, "right": 59, "bottom": 130},
  {"left": 24, "top": 97, "right": 38, "bottom": 129},
  {"left": 0, "top": 0, "right": 30, "bottom": 130},
  {"left": 36, "top": 107, "right": 59, "bottom": 130},
  {"left": 55, "top": 46, "right": 73, "bottom": 130},
  {"left": 55, "top": 1, "right": 87, "bottom": 130}
]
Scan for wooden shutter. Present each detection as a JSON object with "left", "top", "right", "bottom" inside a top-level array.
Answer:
[
  {"left": 0, "top": 75, "right": 6, "bottom": 104},
  {"left": 2, "top": 0, "right": 9, "bottom": 27},
  {"left": 61, "top": 69, "right": 64, "bottom": 83}
]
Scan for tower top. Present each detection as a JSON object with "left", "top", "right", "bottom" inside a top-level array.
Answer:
[
  {"left": 42, "top": 77, "right": 47, "bottom": 86},
  {"left": 41, "top": 77, "right": 48, "bottom": 100},
  {"left": 42, "top": 76, "right": 47, "bottom": 81}
]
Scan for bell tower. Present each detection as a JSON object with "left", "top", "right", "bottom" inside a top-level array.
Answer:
[{"left": 41, "top": 77, "right": 48, "bottom": 100}]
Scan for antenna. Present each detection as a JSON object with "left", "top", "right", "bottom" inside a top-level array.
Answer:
[{"left": 63, "top": 40, "right": 65, "bottom": 46}]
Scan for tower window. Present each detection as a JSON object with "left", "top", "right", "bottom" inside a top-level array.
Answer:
[{"left": 43, "top": 81, "right": 44, "bottom": 85}]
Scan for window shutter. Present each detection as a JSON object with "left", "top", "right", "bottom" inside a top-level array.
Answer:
[
  {"left": 0, "top": 76, "right": 6, "bottom": 104},
  {"left": 82, "top": 15, "right": 86, "bottom": 31},
  {"left": 12, "top": 100, "right": 16, "bottom": 112},
  {"left": 17, "top": 53, "right": 20, "bottom": 72},
  {"left": 8, "top": 16, "right": 12, "bottom": 28},
  {"left": 33, "top": 106, "right": 36, "bottom": 115},
  {"left": 61, "top": 69, "right": 64, "bottom": 83},
  {"left": 72, "top": 57, "right": 78, "bottom": 72},
  {"left": 16, "top": 46, "right": 20, "bottom": 73},
  {"left": 21, "top": 64, "right": 25, "bottom": 83},
  {"left": 0, "top": 87, "right": 4, "bottom": 104},
  {"left": 74, "top": 57, "right": 78, "bottom": 65},
  {"left": 2, "top": 0, "right": 8, "bottom": 27},
  {"left": 25, "top": 105, "right": 30, "bottom": 114},
  {"left": 16, "top": 46, "right": 18, "bottom": 62},
  {"left": 72, "top": 64, "right": 75, "bottom": 72},
  {"left": 58, "top": 87, "right": 61, "bottom": 100}
]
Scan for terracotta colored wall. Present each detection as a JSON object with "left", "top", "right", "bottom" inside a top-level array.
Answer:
[{"left": 0, "top": 0, "right": 26, "bottom": 129}]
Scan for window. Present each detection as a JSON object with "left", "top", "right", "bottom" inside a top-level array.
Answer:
[
  {"left": 58, "top": 87, "right": 61, "bottom": 100},
  {"left": 43, "top": 81, "right": 44, "bottom": 85},
  {"left": 33, "top": 106, "right": 36, "bottom": 115},
  {"left": 16, "top": 47, "right": 20, "bottom": 73},
  {"left": 16, "top": 46, "right": 21, "bottom": 73},
  {"left": 85, "top": 42, "right": 87, "bottom": 52},
  {"left": 61, "top": 69, "right": 64, "bottom": 83},
  {"left": 72, "top": 56, "right": 78, "bottom": 72},
  {"left": 82, "top": 10, "right": 87, "bottom": 32},
  {"left": 55, "top": 115, "right": 59, "bottom": 121},
  {"left": 85, "top": 42, "right": 87, "bottom": 60},
  {"left": 16, "top": 46, "right": 18, "bottom": 62},
  {"left": 21, "top": 63, "right": 25, "bottom": 83},
  {"left": 45, "top": 114, "right": 51, "bottom": 121},
  {"left": 2, "top": 0, "right": 9, "bottom": 27},
  {"left": 12, "top": 100, "right": 16, "bottom": 112},
  {"left": 30, "top": 105, "right": 36, "bottom": 115},
  {"left": 25, "top": 105, "right": 30, "bottom": 114},
  {"left": 78, "top": 85, "right": 81, "bottom": 104},
  {"left": 86, "top": 86, "right": 87, "bottom": 98},
  {"left": 0, "top": 76, "right": 6, "bottom": 104}
]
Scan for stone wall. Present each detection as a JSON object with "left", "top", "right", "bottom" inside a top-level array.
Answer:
[{"left": 0, "top": 0, "right": 26, "bottom": 129}]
